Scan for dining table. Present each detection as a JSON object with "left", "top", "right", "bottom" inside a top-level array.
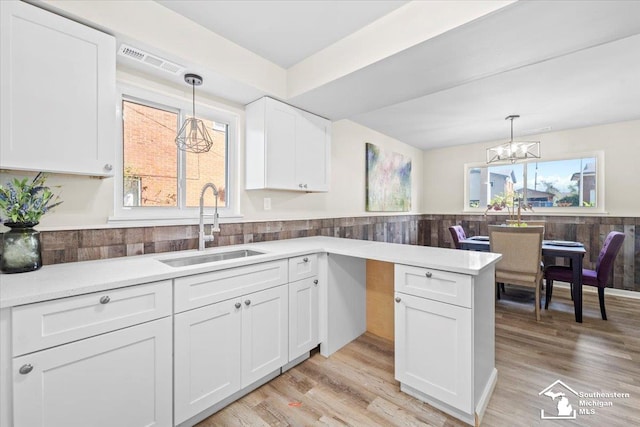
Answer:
[{"left": 459, "top": 236, "right": 587, "bottom": 323}]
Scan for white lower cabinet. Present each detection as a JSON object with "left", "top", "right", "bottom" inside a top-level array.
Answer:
[
  {"left": 288, "top": 276, "right": 319, "bottom": 361},
  {"left": 394, "top": 292, "right": 472, "bottom": 412},
  {"left": 394, "top": 263, "right": 496, "bottom": 426},
  {"left": 12, "top": 317, "right": 172, "bottom": 427},
  {"left": 241, "top": 284, "right": 288, "bottom": 387},
  {"left": 174, "top": 299, "right": 242, "bottom": 425},
  {"left": 174, "top": 284, "right": 288, "bottom": 423}
]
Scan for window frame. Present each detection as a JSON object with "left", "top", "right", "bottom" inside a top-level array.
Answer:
[
  {"left": 110, "top": 83, "right": 241, "bottom": 224},
  {"left": 463, "top": 150, "right": 606, "bottom": 215}
]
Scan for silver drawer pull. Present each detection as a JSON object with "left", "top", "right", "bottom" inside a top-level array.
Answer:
[
  {"left": 245, "top": 299, "right": 251, "bottom": 306},
  {"left": 19, "top": 364, "right": 33, "bottom": 375},
  {"left": 395, "top": 297, "right": 401, "bottom": 303},
  {"left": 235, "top": 302, "right": 241, "bottom": 309},
  {"left": 99, "top": 296, "right": 111, "bottom": 304},
  {"left": 303, "top": 257, "right": 309, "bottom": 263},
  {"left": 313, "top": 279, "right": 318, "bottom": 285},
  {"left": 425, "top": 272, "right": 433, "bottom": 278}
]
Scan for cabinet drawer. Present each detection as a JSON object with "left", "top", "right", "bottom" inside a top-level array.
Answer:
[
  {"left": 288, "top": 254, "right": 318, "bottom": 282},
  {"left": 175, "top": 260, "right": 288, "bottom": 313},
  {"left": 395, "top": 265, "right": 472, "bottom": 308},
  {"left": 12, "top": 281, "right": 172, "bottom": 356}
]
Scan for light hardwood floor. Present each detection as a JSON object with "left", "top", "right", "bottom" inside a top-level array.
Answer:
[{"left": 197, "top": 286, "right": 640, "bottom": 426}]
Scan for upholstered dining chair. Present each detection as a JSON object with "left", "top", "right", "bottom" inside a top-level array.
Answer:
[
  {"left": 448, "top": 225, "right": 467, "bottom": 249},
  {"left": 489, "top": 225, "right": 545, "bottom": 321},
  {"left": 545, "top": 231, "right": 625, "bottom": 320}
]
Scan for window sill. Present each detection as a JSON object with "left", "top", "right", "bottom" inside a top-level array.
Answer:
[
  {"left": 462, "top": 209, "right": 609, "bottom": 216},
  {"left": 107, "top": 214, "right": 245, "bottom": 228}
]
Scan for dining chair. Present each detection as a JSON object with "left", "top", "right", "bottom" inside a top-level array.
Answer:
[
  {"left": 544, "top": 231, "right": 625, "bottom": 320},
  {"left": 489, "top": 225, "right": 545, "bottom": 321},
  {"left": 448, "top": 225, "right": 467, "bottom": 249}
]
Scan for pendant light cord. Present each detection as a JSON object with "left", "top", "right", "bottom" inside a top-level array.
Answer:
[{"left": 192, "top": 82, "right": 196, "bottom": 117}]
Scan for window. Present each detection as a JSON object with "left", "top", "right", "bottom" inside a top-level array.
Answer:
[
  {"left": 466, "top": 155, "right": 602, "bottom": 210},
  {"left": 113, "top": 84, "right": 238, "bottom": 222}
]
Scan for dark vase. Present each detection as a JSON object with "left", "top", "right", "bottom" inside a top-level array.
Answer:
[{"left": 1, "top": 222, "right": 42, "bottom": 273}]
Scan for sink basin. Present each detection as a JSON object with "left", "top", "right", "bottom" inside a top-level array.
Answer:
[{"left": 158, "top": 249, "right": 265, "bottom": 267}]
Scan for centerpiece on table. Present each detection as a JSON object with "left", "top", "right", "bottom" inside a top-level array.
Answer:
[
  {"left": 0, "top": 173, "right": 62, "bottom": 273},
  {"left": 484, "top": 192, "right": 534, "bottom": 226}
]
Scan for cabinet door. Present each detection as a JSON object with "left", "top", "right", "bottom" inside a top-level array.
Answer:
[
  {"left": 289, "top": 277, "right": 319, "bottom": 361},
  {"left": 12, "top": 317, "right": 172, "bottom": 427},
  {"left": 0, "top": 0, "right": 116, "bottom": 176},
  {"left": 295, "top": 110, "right": 330, "bottom": 192},
  {"left": 394, "top": 292, "right": 472, "bottom": 412},
  {"left": 174, "top": 299, "right": 242, "bottom": 424},
  {"left": 242, "top": 285, "right": 288, "bottom": 387},
  {"left": 264, "top": 99, "right": 297, "bottom": 190}
]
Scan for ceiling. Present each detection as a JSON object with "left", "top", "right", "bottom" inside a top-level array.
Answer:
[
  {"left": 142, "top": 1, "right": 640, "bottom": 150},
  {"left": 157, "top": 0, "right": 409, "bottom": 69}
]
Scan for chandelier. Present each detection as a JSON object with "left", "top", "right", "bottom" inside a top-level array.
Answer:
[
  {"left": 175, "top": 73, "right": 214, "bottom": 153},
  {"left": 486, "top": 115, "right": 540, "bottom": 164}
]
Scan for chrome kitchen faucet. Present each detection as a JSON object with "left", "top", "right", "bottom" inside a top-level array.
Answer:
[{"left": 198, "top": 183, "right": 221, "bottom": 250}]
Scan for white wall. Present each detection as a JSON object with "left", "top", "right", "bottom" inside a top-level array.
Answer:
[
  {"left": 423, "top": 119, "right": 640, "bottom": 217},
  {"left": 241, "top": 119, "right": 424, "bottom": 220},
  {"left": 1, "top": 114, "right": 424, "bottom": 229}
]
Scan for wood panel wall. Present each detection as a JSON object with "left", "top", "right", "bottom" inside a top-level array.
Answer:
[{"left": 33, "top": 214, "right": 639, "bottom": 291}]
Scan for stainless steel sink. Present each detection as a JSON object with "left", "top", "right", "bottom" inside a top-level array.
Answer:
[{"left": 158, "top": 249, "right": 265, "bottom": 267}]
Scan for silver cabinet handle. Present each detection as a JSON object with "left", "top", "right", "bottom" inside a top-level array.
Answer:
[
  {"left": 303, "top": 257, "right": 309, "bottom": 263},
  {"left": 235, "top": 302, "right": 241, "bottom": 309},
  {"left": 19, "top": 364, "right": 33, "bottom": 375},
  {"left": 100, "top": 296, "right": 110, "bottom": 304},
  {"left": 299, "top": 184, "right": 304, "bottom": 188},
  {"left": 245, "top": 300, "right": 251, "bottom": 306},
  {"left": 104, "top": 164, "right": 113, "bottom": 172},
  {"left": 303, "top": 184, "right": 308, "bottom": 189},
  {"left": 425, "top": 272, "right": 433, "bottom": 278},
  {"left": 395, "top": 297, "right": 401, "bottom": 303},
  {"left": 313, "top": 279, "right": 318, "bottom": 285}
]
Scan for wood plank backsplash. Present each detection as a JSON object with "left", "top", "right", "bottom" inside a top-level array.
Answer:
[{"left": 36, "top": 215, "right": 639, "bottom": 291}]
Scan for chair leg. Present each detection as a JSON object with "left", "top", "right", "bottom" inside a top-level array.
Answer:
[
  {"left": 501, "top": 283, "right": 505, "bottom": 293},
  {"left": 545, "top": 279, "right": 554, "bottom": 309},
  {"left": 535, "top": 282, "right": 541, "bottom": 321},
  {"left": 496, "top": 282, "right": 501, "bottom": 300},
  {"left": 598, "top": 287, "right": 607, "bottom": 320}
]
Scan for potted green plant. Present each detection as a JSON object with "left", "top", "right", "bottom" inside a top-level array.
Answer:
[
  {"left": 0, "top": 173, "right": 62, "bottom": 273},
  {"left": 484, "top": 191, "right": 533, "bottom": 225}
]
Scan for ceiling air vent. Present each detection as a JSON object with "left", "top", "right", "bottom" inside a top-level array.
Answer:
[{"left": 118, "top": 44, "right": 185, "bottom": 75}]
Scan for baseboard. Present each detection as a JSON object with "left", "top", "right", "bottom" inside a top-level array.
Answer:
[
  {"left": 475, "top": 368, "right": 498, "bottom": 426},
  {"left": 282, "top": 351, "right": 310, "bottom": 372}
]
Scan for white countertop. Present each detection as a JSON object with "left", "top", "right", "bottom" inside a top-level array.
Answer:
[{"left": 0, "top": 236, "right": 501, "bottom": 308}]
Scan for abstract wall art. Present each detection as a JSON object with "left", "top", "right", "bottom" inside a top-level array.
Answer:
[{"left": 365, "top": 143, "right": 412, "bottom": 212}]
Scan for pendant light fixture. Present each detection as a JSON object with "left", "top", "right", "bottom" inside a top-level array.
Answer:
[
  {"left": 175, "top": 73, "right": 213, "bottom": 153},
  {"left": 486, "top": 115, "right": 540, "bottom": 164}
]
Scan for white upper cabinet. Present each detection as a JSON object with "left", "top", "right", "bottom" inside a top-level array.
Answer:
[
  {"left": 0, "top": 0, "right": 116, "bottom": 176},
  {"left": 246, "top": 97, "right": 331, "bottom": 192}
]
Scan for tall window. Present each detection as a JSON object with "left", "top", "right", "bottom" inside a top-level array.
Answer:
[
  {"left": 115, "top": 85, "right": 237, "bottom": 221},
  {"left": 467, "top": 156, "right": 599, "bottom": 209}
]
